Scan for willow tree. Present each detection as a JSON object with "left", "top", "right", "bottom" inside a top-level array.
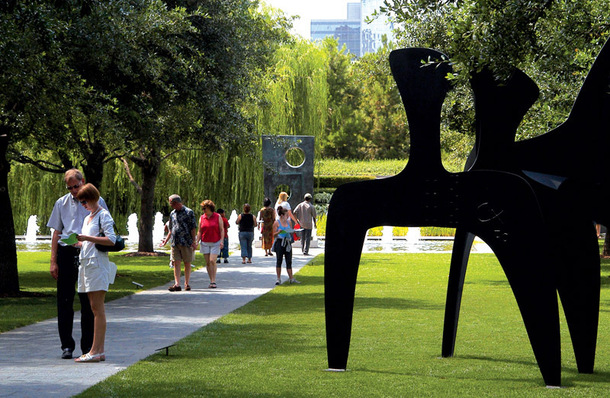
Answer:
[
  {"left": 108, "top": 0, "right": 289, "bottom": 252},
  {"left": 256, "top": 38, "right": 330, "bottom": 153}
]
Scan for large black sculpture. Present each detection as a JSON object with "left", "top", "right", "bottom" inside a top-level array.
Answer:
[
  {"left": 324, "top": 39, "right": 610, "bottom": 387},
  {"left": 443, "top": 39, "right": 610, "bottom": 375}
]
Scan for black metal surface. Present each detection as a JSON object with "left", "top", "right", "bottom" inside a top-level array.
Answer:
[{"left": 324, "top": 48, "right": 571, "bottom": 386}]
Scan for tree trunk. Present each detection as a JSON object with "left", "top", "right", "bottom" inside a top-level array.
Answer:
[
  {"left": 133, "top": 150, "right": 160, "bottom": 253},
  {"left": 81, "top": 142, "right": 107, "bottom": 189},
  {"left": 0, "top": 130, "right": 19, "bottom": 295}
]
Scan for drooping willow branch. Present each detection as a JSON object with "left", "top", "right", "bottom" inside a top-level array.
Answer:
[{"left": 120, "top": 157, "right": 142, "bottom": 195}]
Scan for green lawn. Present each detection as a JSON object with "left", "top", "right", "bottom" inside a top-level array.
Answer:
[
  {"left": 77, "top": 253, "right": 610, "bottom": 397},
  {"left": 0, "top": 252, "right": 175, "bottom": 333}
]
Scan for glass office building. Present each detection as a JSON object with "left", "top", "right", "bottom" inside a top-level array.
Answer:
[
  {"left": 310, "top": 1, "right": 393, "bottom": 58},
  {"left": 311, "top": 20, "right": 361, "bottom": 56},
  {"left": 360, "top": 0, "right": 393, "bottom": 56},
  {"left": 311, "top": 3, "right": 361, "bottom": 56}
]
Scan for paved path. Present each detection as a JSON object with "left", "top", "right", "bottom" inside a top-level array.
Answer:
[{"left": 0, "top": 247, "right": 322, "bottom": 398}]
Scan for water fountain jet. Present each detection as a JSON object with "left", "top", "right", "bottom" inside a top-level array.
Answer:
[{"left": 25, "top": 215, "right": 39, "bottom": 243}]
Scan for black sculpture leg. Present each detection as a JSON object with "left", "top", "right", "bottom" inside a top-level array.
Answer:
[
  {"left": 485, "top": 236, "right": 561, "bottom": 387},
  {"left": 465, "top": 172, "right": 562, "bottom": 386},
  {"left": 324, "top": 185, "right": 371, "bottom": 370},
  {"left": 556, "top": 221, "right": 600, "bottom": 373},
  {"left": 442, "top": 229, "right": 475, "bottom": 357}
]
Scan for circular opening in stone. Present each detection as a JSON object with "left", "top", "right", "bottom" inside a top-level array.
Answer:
[
  {"left": 274, "top": 184, "right": 291, "bottom": 201},
  {"left": 285, "top": 147, "right": 306, "bottom": 168}
]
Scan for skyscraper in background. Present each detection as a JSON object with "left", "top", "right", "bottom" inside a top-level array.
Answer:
[
  {"left": 310, "top": 0, "right": 393, "bottom": 57},
  {"left": 310, "top": 3, "right": 361, "bottom": 56},
  {"left": 360, "top": 0, "right": 393, "bottom": 55}
]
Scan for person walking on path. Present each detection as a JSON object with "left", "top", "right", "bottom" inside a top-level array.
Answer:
[
  {"left": 273, "top": 206, "right": 300, "bottom": 285},
  {"left": 216, "top": 208, "right": 230, "bottom": 264},
  {"left": 162, "top": 194, "right": 197, "bottom": 292},
  {"left": 74, "top": 184, "right": 117, "bottom": 362},
  {"left": 259, "top": 198, "right": 276, "bottom": 256},
  {"left": 236, "top": 203, "right": 255, "bottom": 264},
  {"left": 47, "top": 168, "right": 108, "bottom": 360},
  {"left": 275, "top": 191, "right": 298, "bottom": 225},
  {"left": 293, "top": 193, "right": 317, "bottom": 255},
  {"left": 196, "top": 200, "right": 224, "bottom": 288}
]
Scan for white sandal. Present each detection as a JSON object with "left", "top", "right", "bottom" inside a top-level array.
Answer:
[{"left": 75, "top": 352, "right": 105, "bottom": 362}]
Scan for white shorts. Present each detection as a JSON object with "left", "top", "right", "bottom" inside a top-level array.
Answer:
[
  {"left": 200, "top": 240, "right": 221, "bottom": 255},
  {"left": 78, "top": 255, "right": 112, "bottom": 293}
]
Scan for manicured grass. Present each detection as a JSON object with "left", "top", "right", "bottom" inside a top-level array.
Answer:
[
  {"left": 1, "top": 252, "right": 177, "bottom": 333},
  {"left": 79, "top": 253, "right": 610, "bottom": 397}
]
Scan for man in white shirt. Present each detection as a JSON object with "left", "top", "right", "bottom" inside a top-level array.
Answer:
[{"left": 47, "top": 169, "right": 108, "bottom": 359}]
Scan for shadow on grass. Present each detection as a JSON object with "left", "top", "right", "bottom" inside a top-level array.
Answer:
[
  {"left": 17, "top": 271, "right": 57, "bottom": 290},
  {"left": 353, "top": 365, "right": 542, "bottom": 385},
  {"left": 249, "top": 291, "right": 441, "bottom": 315},
  {"left": 281, "top": 274, "right": 387, "bottom": 287}
]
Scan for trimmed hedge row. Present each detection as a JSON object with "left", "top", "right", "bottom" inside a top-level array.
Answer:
[{"left": 315, "top": 175, "right": 376, "bottom": 189}]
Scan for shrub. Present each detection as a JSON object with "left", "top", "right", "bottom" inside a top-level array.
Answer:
[
  {"left": 314, "top": 192, "right": 332, "bottom": 204},
  {"left": 316, "top": 214, "right": 326, "bottom": 236},
  {"left": 393, "top": 227, "right": 409, "bottom": 236},
  {"left": 367, "top": 226, "right": 383, "bottom": 236},
  {"left": 420, "top": 227, "right": 456, "bottom": 237}
]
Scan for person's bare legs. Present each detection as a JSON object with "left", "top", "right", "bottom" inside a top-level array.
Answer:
[
  {"left": 184, "top": 261, "right": 191, "bottom": 287},
  {"left": 87, "top": 290, "right": 106, "bottom": 355},
  {"left": 205, "top": 253, "right": 218, "bottom": 284},
  {"left": 208, "top": 254, "right": 218, "bottom": 283},
  {"left": 173, "top": 260, "right": 182, "bottom": 287}
]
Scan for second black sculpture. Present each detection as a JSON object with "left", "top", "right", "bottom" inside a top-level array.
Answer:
[
  {"left": 324, "top": 38, "right": 610, "bottom": 387},
  {"left": 443, "top": 38, "right": 610, "bottom": 376}
]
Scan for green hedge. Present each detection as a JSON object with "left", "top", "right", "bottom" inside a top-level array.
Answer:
[{"left": 315, "top": 175, "right": 376, "bottom": 188}]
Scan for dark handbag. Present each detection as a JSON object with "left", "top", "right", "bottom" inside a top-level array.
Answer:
[{"left": 97, "top": 217, "right": 125, "bottom": 252}]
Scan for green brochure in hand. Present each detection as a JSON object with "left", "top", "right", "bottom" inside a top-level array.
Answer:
[{"left": 61, "top": 233, "right": 78, "bottom": 245}]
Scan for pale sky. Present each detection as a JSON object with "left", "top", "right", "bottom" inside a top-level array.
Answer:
[{"left": 263, "top": 0, "right": 352, "bottom": 38}]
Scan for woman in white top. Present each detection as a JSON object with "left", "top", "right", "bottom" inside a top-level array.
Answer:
[
  {"left": 275, "top": 191, "right": 298, "bottom": 225},
  {"left": 74, "top": 183, "right": 116, "bottom": 363}
]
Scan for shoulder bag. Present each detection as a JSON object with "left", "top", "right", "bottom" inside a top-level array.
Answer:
[{"left": 97, "top": 216, "right": 125, "bottom": 252}]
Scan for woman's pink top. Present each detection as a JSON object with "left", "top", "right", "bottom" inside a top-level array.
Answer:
[{"left": 200, "top": 213, "right": 221, "bottom": 243}]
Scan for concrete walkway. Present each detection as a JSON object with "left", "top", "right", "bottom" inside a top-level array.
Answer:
[{"left": 0, "top": 246, "right": 322, "bottom": 398}]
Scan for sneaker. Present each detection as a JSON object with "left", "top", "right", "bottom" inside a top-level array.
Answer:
[
  {"left": 275, "top": 278, "right": 281, "bottom": 285},
  {"left": 61, "top": 348, "right": 73, "bottom": 359},
  {"left": 224, "top": 259, "right": 228, "bottom": 263},
  {"left": 289, "top": 278, "right": 301, "bottom": 284},
  {"left": 216, "top": 258, "right": 221, "bottom": 263},
  {"left": 168, "top": 284, "right": 181, "bottom": 292}
]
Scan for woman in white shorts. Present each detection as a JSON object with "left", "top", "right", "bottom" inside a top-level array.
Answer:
[
  {"left": 196, "top": 200, "right": 224, "bottom": 288},
  {"left": 74, "top": 183, "right": 117, "bottom": 362}
]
